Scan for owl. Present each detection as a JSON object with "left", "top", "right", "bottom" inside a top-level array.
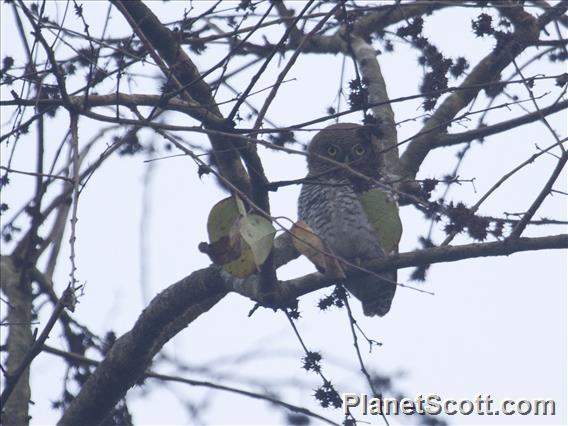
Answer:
[{"left": 297, "top": 123, "right": 398, "bottom": 317}]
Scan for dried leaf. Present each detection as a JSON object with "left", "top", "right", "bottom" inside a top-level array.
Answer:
[{"left": 291, "top": 220, "right": 345, "bottom": 279}]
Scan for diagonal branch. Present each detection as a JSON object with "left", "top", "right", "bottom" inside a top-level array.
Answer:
[
  {"left": 111, "top": 0, "right": 252, "bottom": 195},
  {"left": 59, "top": 232, "right": 566, "bottom": 425},
  {"left": 399, "top": 2, "right": 567, "bottom": 179},
  {"left": 509, "top": 151, "right": 568, "bottom": 239},
  {"left": 58, "top": 267, "right": 228, "bottom": 426},
  {"left": 1, "top": 285, "right": 75, "bottom": 408}
]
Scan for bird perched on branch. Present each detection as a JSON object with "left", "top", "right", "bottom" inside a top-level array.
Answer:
[{"left": 297, "top": 123, "right": 401, "bottom": 317}]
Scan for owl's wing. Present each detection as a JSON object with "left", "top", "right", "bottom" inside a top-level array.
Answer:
[
  {"left": 348, "top": 188, "right": 401, "bottom": 317},
  {"left": 358, "top": 188, "right": 402, "bottom": 254}
]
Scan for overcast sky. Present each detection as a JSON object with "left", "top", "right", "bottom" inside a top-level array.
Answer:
[{"left": 1, "top": 1, "right": 566, "bottom": 425}]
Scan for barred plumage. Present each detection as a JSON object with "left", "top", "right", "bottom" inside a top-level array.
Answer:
[{"left": 297, "top": 123, "right": 397, "bottom": 317}]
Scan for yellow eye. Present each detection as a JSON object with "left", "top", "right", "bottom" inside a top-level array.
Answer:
[
  {"left": 327, "top": 145, "right": 338, "bottom": 156},
  {"left": 353, "top": 145, "right": 366, "bottom": 156}
]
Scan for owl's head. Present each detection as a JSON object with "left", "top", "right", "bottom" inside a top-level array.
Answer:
[{"left": 306, "top": 123, "right": 380, "bottom": 180}]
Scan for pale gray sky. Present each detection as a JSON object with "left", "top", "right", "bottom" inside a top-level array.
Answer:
[{"left": 1, "top": 1, "right": 566, "bottom": 425}]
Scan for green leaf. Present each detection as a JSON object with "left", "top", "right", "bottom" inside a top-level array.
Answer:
[
  {"left": 360, "top": 188, "right": 402, "bottom": 253},
  {"left": 207, "top": 197, "right": 240, "bottom": 242},
  {"left": 239, "top": 214, "right": 276, "bottom": 267},
  {"left": 205, "top": 196, "right": 276, "bottom": 278}
]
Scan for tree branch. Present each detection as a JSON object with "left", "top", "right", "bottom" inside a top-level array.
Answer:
[
  {"left": 111, "top": 0, "right": 252, "bottom": 195},
  {"left": 1, "top": 285, "right": 75, "bottom": 408},
  {"left": 509, "top": 151, "right": 568, "bottom": 239},
  {"left": 399, "top": 2, "right": 567, "bottom": 179},
  {"left": 58, "top": 267, "right": 228, "bottom": 426},
  {"left": 59, "top": 232, "right": 567, "bottom": 424},
  {"left": 1, "top": 256, "right": 33, "bottom": 426},
  {"left": 244, "top": 233, "right": 568, "bottom": 302},
  {"left": 1, "top": 92, "right": 228, "bottom": 128},
  {"left": 351, "top": 36, "right": 401, "bottom": 177},
  {"left": 435, "top": 99, "right": 568, "bottom": 148}
]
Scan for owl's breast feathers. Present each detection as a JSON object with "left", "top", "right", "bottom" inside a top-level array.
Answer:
[
  {"left": 298, "top": 178, "right": 396, "bottom": 317},
  {"left": 298, "top": 178, "right": 386, "bottom": 263},
  {"left": 297, "top": 122, "right": 397, "bottom": 317}
]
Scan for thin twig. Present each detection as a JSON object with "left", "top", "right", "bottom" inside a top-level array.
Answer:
[
  {"left": 0, "top": 166, "right": 75, "bottom": 183},
  {"left": 68, "top": 113, "right": 80, "bottom": 300},
  {"left": 343, "top": 295, "right": 390, "bottom": 426},
  {"left": 509, "top": 150, "right": 568, "bottom": 239},
  {"left": 253, "top": 3, "right": 338, "bottom": 129},
  {"left": 441, "top": 138, "right": 567, "bottom": 246},
  {"left": 41, "top": 345, "right": 340, "bottom": 426}
]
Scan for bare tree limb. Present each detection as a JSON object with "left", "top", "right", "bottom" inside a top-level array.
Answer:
[
  {"left": 1, "top": 93, "right": 229, "bottom": 127},
  {"left": 1, "top": 256, "right": 33, "bottom": 426},
  {"left": 509, "top": 151, "right": 568, "bottom": 239},
  {"left": 351, "top": 36, "right": 401, "bottom": 176},
  {"left": 111, "top": 0, "right": 252, "bottom": 196},
  {"left": 253, "top": 233, "right": 568, "bottom": 301},
  {"left": 435, "top": 99, "right": 568, "bottom": 148},
  {"left": 59, "top": 232, "right": 566, "bottom": 425},
  {"left": 0, "top": 166, "right": 74, "bottom": 183},
  {"left": 43, "top": 345, "right": 340, "bottom": 426},
  {"left": 400, "top": 2, "right": 567, "bottom": 179},
  {"left": 1, "top": 284, "right": 75, "bottom": 409}
]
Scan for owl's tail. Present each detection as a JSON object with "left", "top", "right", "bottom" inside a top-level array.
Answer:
[{"left": 345, "top": 271, "right": 397, "bottom": 317}]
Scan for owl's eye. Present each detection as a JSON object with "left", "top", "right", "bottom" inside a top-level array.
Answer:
[
  {"left": 327, "top": 145, "right": 339, "bottom": 156},
  {"left": 352, "top": 145, "right": 366, "bottom": 156}
]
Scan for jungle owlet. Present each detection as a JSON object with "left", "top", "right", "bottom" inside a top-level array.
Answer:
[{"left": 298, "top": 123, "right": 398, "bottom": 317}]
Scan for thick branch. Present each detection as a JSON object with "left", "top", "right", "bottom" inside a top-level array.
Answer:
[
  {"left": 112, "top": 0, "right": 251, "bottom": 195},
  {"left": 242, "top": 233, "right": 568, "bottom": 301},
  {"left": 58, "top": 233, "right": 566, "bottom": 425},
  {"left": 399, "top": 2, "right": 567, "bottom": 178},
  {"left": 1, "top": 257, "right": 33, "bottom": 426},
  {"left": 351, "top": 36, "right": 401, "bottom": 176},
  {"left": 58, "top": 267, "right": 228, "bottom": 426}
]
